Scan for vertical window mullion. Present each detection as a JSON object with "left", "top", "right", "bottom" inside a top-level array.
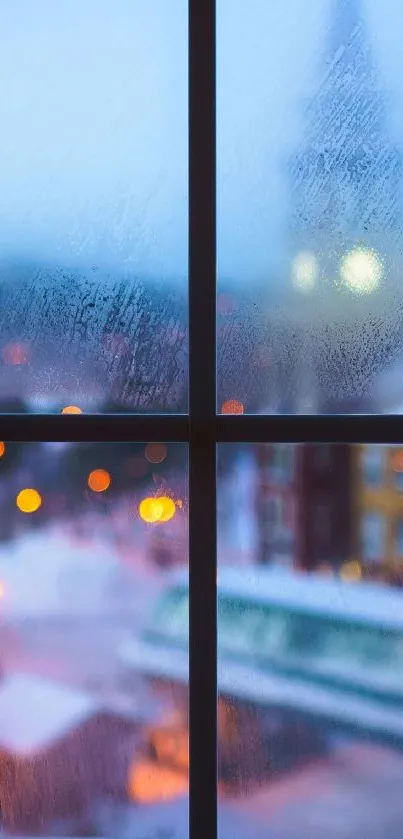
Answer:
[{"left": 189, "top": 2, "right": 217, "bottom": 839}]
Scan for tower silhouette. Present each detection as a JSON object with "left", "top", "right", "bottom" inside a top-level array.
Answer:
[
  {"left": 284, "top": 0, "right": 403, "bottom": 412},
  {"left": 288, "top": 0, "right": 402, "bottom": 285}
]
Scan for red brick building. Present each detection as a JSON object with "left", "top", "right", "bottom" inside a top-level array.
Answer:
[{"left": 255, "top": 445, "right": 352, "bottom": 572}]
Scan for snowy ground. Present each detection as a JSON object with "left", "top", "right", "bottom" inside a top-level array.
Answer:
[{"left": 1, "top": 495, "right": 403, "bottom": 837}]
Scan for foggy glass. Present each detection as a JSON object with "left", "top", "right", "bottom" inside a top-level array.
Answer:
[
  {"left": 0, "top": 1, "right": 188, "bottom": 413},
  {"left": 217, "top": 0, "right": 403, "bottom": 415}
]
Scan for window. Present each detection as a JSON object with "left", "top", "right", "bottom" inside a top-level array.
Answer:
[
  {"left": 3, "top": 3, "right": 403, "bottom": 839},
  {"left": 362, "top": 446, "right": 385, "bottom": 488},
  {"left": 361, "top": 512, "right": 386, "bottom": 563}
]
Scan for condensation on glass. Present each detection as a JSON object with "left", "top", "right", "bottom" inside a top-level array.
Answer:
[
  {"left": 0, "top": 1, "right": 188, "bottom": 413},
  {"left": 217, "top": 0, "right": 403, "bottom": 414},
  {"left": 0, "top": 440, "right": 188, "bottom": 836},
  {"left": 217, "top": 443, "right": 403, "bottom": 839}
]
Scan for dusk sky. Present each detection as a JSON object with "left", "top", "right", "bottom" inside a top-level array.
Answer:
[{"left": 0, "top": 0, "right": 401, "bottom": 283}]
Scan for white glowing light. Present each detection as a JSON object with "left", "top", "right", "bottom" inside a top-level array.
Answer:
[
  {"left": 340, "top": 247, "right": 383, "bottom": 294},
  {"left": 291, "top": 251, "right": 318, "bottom": 292}
]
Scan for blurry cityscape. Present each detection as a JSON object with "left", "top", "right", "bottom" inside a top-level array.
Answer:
[
  {"left": 2, "top": 0, "right": 403, "bottom": 837},
  {"left": 0, "top": 442, "right": 402, "bottom": 837}
]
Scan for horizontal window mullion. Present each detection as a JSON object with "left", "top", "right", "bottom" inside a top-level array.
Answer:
[
  {"left": 217, "top": 414, "right": 403, "bottom": 444},
  {"left": 4, "top": 413, "right": 403, "bottom": 444},
  {"left": 0, "top": 414, "right": 189, "bottom": 443}
]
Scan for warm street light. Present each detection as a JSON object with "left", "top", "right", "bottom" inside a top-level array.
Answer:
[
  {"left": 16, "top": 488, "right": 42, "bottom": 513},
  {"left": 87, "top": 469, "right": 111, "bottom": 493},
  {"left": 340, "top": 247, "right": 383, "bottom": 294},
  {"left": 221, "top": 399, "right": 244, "bottom": 415},
  {"left": 62, "top": 405, "right": 83, "bottom": 415},
  {"left": 139, "top": 495, "right": 176, "bottom": 524}
]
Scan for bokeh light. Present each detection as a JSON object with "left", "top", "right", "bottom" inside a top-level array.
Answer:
[
  {"left": 16, "top": 488, "right": 42, "bottom": 514},
  {"left": 291, "top": 251, "right": 318, "bottom": 292},
  {"left": 221, "top": 399, "right": 245, "bottom": 415},
  {"left": 340, "top": 247, "right": 383, "bottom": 294},
  {"left": 158, "top": 496, "right": 176, "bottom": 522},
  {"left": 0, "top": 442, "right": 5, "bottom": 457},
  {"left": 62, "top": 405, "right": 83, "bottom": 415},
  {"left": 139, "top": 496, "right": 176, "bottom": 524},
  {"left": 87, "top": 469, "right": 111, "bottom": 493},
  {"left": 339, "top": 560, "right": 362, "bottom": 582},
  {"left": 145, "top": 443, "right": 167, "bottom": 464}
]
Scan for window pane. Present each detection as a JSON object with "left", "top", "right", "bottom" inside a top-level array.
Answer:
[
  {"left": 0, "top": 440, "right": 188, "bottom": 837},
  {"left": 0, "top": 2, "right": 187, "bottom": 413},
  {"left": 218, "top": 443, "right": 403, "bottom": 838},
  {"left": 361, "top": 511, "right": 386, "bottom": 562},
  {"left": 361, "top": 446, "right": 385, "bottom": 488},
  {"left": 217, "top": 1, "right": 403, "bottom": 414}
]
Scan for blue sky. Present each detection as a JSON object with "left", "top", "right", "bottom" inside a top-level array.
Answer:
[{"left": 0, "top": 0, "right": 401, "bottom": 283}]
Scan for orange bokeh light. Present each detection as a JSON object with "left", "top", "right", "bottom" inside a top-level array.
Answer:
[
  {"left": 221, "top": 399, "right": 244, "bottom": 415},
  {"left": 0, "top": 442, "right": 5, "bottom": 457},
  {"left": 145, "top": 443, "right": 167, "bottom": 464},
  {"left": 16, "top": 488, "right": 42, "bottom": 514},
  {"left": 138, "top": 496, "right": 176, "bottom": 524},
  {"left": 87, "top": 469, "right": 111, "bottom": 493},
  {"left": 128, "top": 760, "right": 188, "bottom": 804},
  {"left": 62, "top": 405, "right": 83, "bottom": 415}
]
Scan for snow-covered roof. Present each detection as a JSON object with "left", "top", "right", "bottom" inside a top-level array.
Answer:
[
  {"left": 170, "top": 565, "right": 403, "bottom": 632},
  {"left": 0, "top": 674, "right": 98, "bottom": 755}
]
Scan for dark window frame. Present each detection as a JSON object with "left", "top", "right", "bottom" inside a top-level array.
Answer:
[{"left": 0, "top": 3, "right": 402, "bottom": 839}]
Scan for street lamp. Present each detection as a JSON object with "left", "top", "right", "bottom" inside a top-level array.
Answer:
[{"left": 340, "top": 247, "right": 383, "bottom": 294}]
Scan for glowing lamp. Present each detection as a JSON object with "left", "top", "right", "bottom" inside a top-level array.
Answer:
[
  {"left": 340, "top": 248, "right": 383, "bottom": 294},
  {"left": 87, "top": 469, "right": 111, "bottom": 493},
  {"left": 139, "top": 496, "right": 176, "bottom": 524},
  {"left": 221, "top": 399, "right": 244, "bottom": 415},
  {"left": 16, "top": 488, "right": 42, "bottom": 514},
  {"left": 62, "top": 405, "right": 83, "bottom": 415}
]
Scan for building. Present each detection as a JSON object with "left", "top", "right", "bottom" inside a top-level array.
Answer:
[
  {"left": 352, "top": 445, "right": 403, "bottom": 584},
  {"left": 255, "top": 442, "right": 403, "bottom": 585},
  {"left": 255, "top": 444, "right": 352, "bottom": 572},
  {"left": 286, "top": 0, "right": 403, "bottom": 412}
]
